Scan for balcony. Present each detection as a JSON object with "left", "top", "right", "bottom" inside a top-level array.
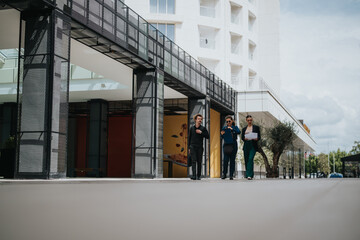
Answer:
[
  {"left": 231, "top": 75, "right": 239, "bottom": 85},
  {"left": 231, "top": 34, "right": 242, "bottom": 55},
  {"left": 249, "top": 41, "right": 256, "bottom": 61},
  {"left": 248, "top": 11, "right": 256, "bottom": 32},
  {"left": 200, "top": 0, "right": 218, "bottom": 18},
  {"left": 200, "top": 6, "right": 216, "bottom": 18},
  {"left": 231, "top": 64, "right": 242, "bottom": 87},
  {"left": 200, "top": 37, "right": 215, "bottom": 49},
  {"left": 230, "top": 3, "right": 242, "bottom": 25}
]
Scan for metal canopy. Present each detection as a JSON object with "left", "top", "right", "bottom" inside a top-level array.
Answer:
[{"left": 1, "top": 0, "right": 236, "bottom": 114}]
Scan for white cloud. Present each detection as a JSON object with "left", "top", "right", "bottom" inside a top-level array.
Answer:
[{"left": 280, "top": 10, "right": 360, "bottom": 153}]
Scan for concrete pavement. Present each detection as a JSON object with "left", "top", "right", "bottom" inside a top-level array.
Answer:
[{"left": 0, "top": 178, "right": 359, "bottom": 240}]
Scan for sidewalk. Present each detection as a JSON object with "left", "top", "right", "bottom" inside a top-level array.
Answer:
[{"left": 1, "top": 179, "right": 359, "bottom": 240}]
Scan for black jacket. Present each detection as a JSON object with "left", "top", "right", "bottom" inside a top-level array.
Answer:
[
  {"left": 188, "top": 125, "right": 209, "bottom": 148},
  {"left": 241, "top": 125, "right": 261, "bottom": 151}
]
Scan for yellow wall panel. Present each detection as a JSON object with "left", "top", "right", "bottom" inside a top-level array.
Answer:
[
  {"left": 210, "top": 109, "right": 221, "bottom": 178},
  {"left": 163, "top": 115, "right": 188, "bottom": 178}
]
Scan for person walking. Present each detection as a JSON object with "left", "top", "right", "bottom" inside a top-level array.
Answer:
[
  {"left": 221, "top": 116, "right": 240, "bottom": 180},
  {"left": 188, "top": 114, "right": 209, "bottom": 180},
  {"left": 241, "top": 115, "right": 261, "bottom": 180}
]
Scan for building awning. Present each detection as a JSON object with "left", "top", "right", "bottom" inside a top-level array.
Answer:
[{"left": 341, "top": 154, "right": 360, "bottom": 162}]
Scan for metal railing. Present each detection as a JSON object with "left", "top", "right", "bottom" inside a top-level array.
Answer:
[{"left": 65, "top": 0, "right": 235, "bottom": 112}]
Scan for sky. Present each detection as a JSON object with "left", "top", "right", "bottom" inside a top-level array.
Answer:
[{"left": 279, "top": 0, "right": 360, "bottom": 153}]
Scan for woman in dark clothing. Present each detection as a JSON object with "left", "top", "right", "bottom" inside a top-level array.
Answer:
[
  {"left": 241, "top": 115, "right": 261, "bottom": 180},
  {"left": 221, "top": 116, "right": 240, "bottom": 180},
  {"left": 188, "top": 114, "right": 209, "bottom": 180}
]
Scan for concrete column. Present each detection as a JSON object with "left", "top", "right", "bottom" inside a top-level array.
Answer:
[
  {"left": 132, "top": 69, "right": 164, "bottom": 178},
  {"left": 87, "top": 99, "right": 108, "bottom": 177},
  {"left": 16, "top": 9, "right": 71, "bottom": 179},
  {"left": 188, "top": 97, "right": 210, "bottom": 178}
]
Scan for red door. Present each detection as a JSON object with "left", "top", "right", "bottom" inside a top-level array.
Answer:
[{"left": 107, "top": 116, "right": 132, "bottom": 177}]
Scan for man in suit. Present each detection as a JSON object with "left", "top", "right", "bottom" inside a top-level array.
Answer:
[{"left": 188, "top": 114, "right": 209, "bottom": 180}]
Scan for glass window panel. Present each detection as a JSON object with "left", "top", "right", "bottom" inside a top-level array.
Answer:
[
  {"left": 117, "top": 0, "right": 127, "bottom": 18},
  {"left": 149, "top": 24, "right": 157, "bottom": 39},
  {"left": 128, "top": 9, "right": 138, "bottom": 26},
  {"left": 139, "top": 33, "right": 147, "bottom": 59},
  {"left": 89, "top": 1, "right": 102, "bottom": 26},
  {"left": 159, "top": 0, "right": 166, "bottom": 13},
  {"left": 139, "top": 17, "right": 147, "bottom": 33},
  {"left": 158, "top": 24, "right": 166, "bottom": 35},
  {"left": 167, "top": 24, "right": 174, "bottom": 41},
  {"left": 167, "top": 0, "right": 175, "bottom": 14},
  {"left": 150, "top": 0, "right": 157, "bottom": 13},
  {"left": 104, "top": 0, "right": 115, "bottom": 9},
  {"left": 164, "top": 50, "right": 171, "bottom": 72},
  {"left": 104, "top": 8, "right": 114, "bottom": 34}
]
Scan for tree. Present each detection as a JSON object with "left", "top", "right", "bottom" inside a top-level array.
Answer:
[
  {"left": 306, "top": 153, "right": 330, "bottom": 176},
  {"left": 257, "top": 121, "right": 297, "bottom": 178},
  {"left": 318, "top": 153, "right": 330, "bottom": 174},
  {"left": 349, "top": 141, "right": 360, "bottom": 155},
  {"left": 329, "top": 149, "right": 347, "bottom": 173}
]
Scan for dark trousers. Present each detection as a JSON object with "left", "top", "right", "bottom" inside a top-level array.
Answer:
[
  {"left": 243, "top": 141, "right": 256, "bottom": 178},
  {"left": 190, "top": 145, "right": 203, "bottom": 178},
  {"left": 223, "top": 142, "right": 237, "bottom": 177}
]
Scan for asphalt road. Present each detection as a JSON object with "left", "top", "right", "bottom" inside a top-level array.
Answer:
[{"left": 0, "top": 178, "right": 359, "bottom": 240}]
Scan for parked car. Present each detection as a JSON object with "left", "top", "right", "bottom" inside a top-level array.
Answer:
[
  {"left": 316, "top": 172, "right": 327, "bottom": 178},
  {"left": 329, "top": 172, "right": 343, "bottom": 178}
]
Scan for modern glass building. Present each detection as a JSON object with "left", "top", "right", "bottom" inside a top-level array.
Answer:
[{"left": 0, "top": 0, "right": 237, "bottom": 179}]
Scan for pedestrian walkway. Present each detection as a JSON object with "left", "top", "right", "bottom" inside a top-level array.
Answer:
[{"left": 1, "top": 179, "right": 359, "bottom": 240}]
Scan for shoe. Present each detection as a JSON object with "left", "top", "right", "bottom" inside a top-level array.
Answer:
[
  {"left": 247, "top": 177, "right": 252, "bottom": 180},
  {"left": 221, "top": 175, "right": 226, "bottom": 180},
  {"left": 191, "top": 176, "right": 196, "bottom": 180},
  {"left": 230, "top": 177, "right": 234, "bottom": 180},
  {"left": 196, "top": 176, "right": 201, "bottom": 180}
]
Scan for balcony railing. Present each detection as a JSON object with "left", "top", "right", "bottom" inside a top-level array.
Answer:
[
  {"left": 200, "top": 37, "right": 216, "bottom": 49},
  {"left": 65, "top": 0, "right": 235, "bottom": 112},
  {"left": 200, "top": 6, "right": 216, "bottom": 18}
]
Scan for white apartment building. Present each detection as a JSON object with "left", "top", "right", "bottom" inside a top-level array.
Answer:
[{"left": 126, "top": 0, "right": 316, "bottom": 177}]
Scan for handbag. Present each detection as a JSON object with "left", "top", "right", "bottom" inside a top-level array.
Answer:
[{"left": 223, "top": 144, "right": 233, "bottom": 155}]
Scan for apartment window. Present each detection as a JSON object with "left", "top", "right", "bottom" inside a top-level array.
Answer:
[
  {"left": 231, "top": 64, "right": 242, "bottom": 86},
  {"left": 230, "top": 4, "right": 242, "bottom": 25},
  {"left": 150, "top": 0, "right": 175, "bottom": 14},
  {"left": 199, "top": 26, "right": 217, "bottom": 50},
  {"left": 151, "top": 23, "right": 175, "bottom": 41},
  {"left": 249, "top": 41, "right": 256, "bottom": 60},
  {"left": 231, "top": 34, "right": 242, "bottom": 55},
  {"left": 200, "top": 0, "right": 217, "bottom": 18},
  {"left": 248, "top": 12, "right": 256, "bottom": 32}
]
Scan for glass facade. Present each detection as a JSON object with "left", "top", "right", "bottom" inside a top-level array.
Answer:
[{"left": 150, "top": 0, "right": 175, "bottom": 14}]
